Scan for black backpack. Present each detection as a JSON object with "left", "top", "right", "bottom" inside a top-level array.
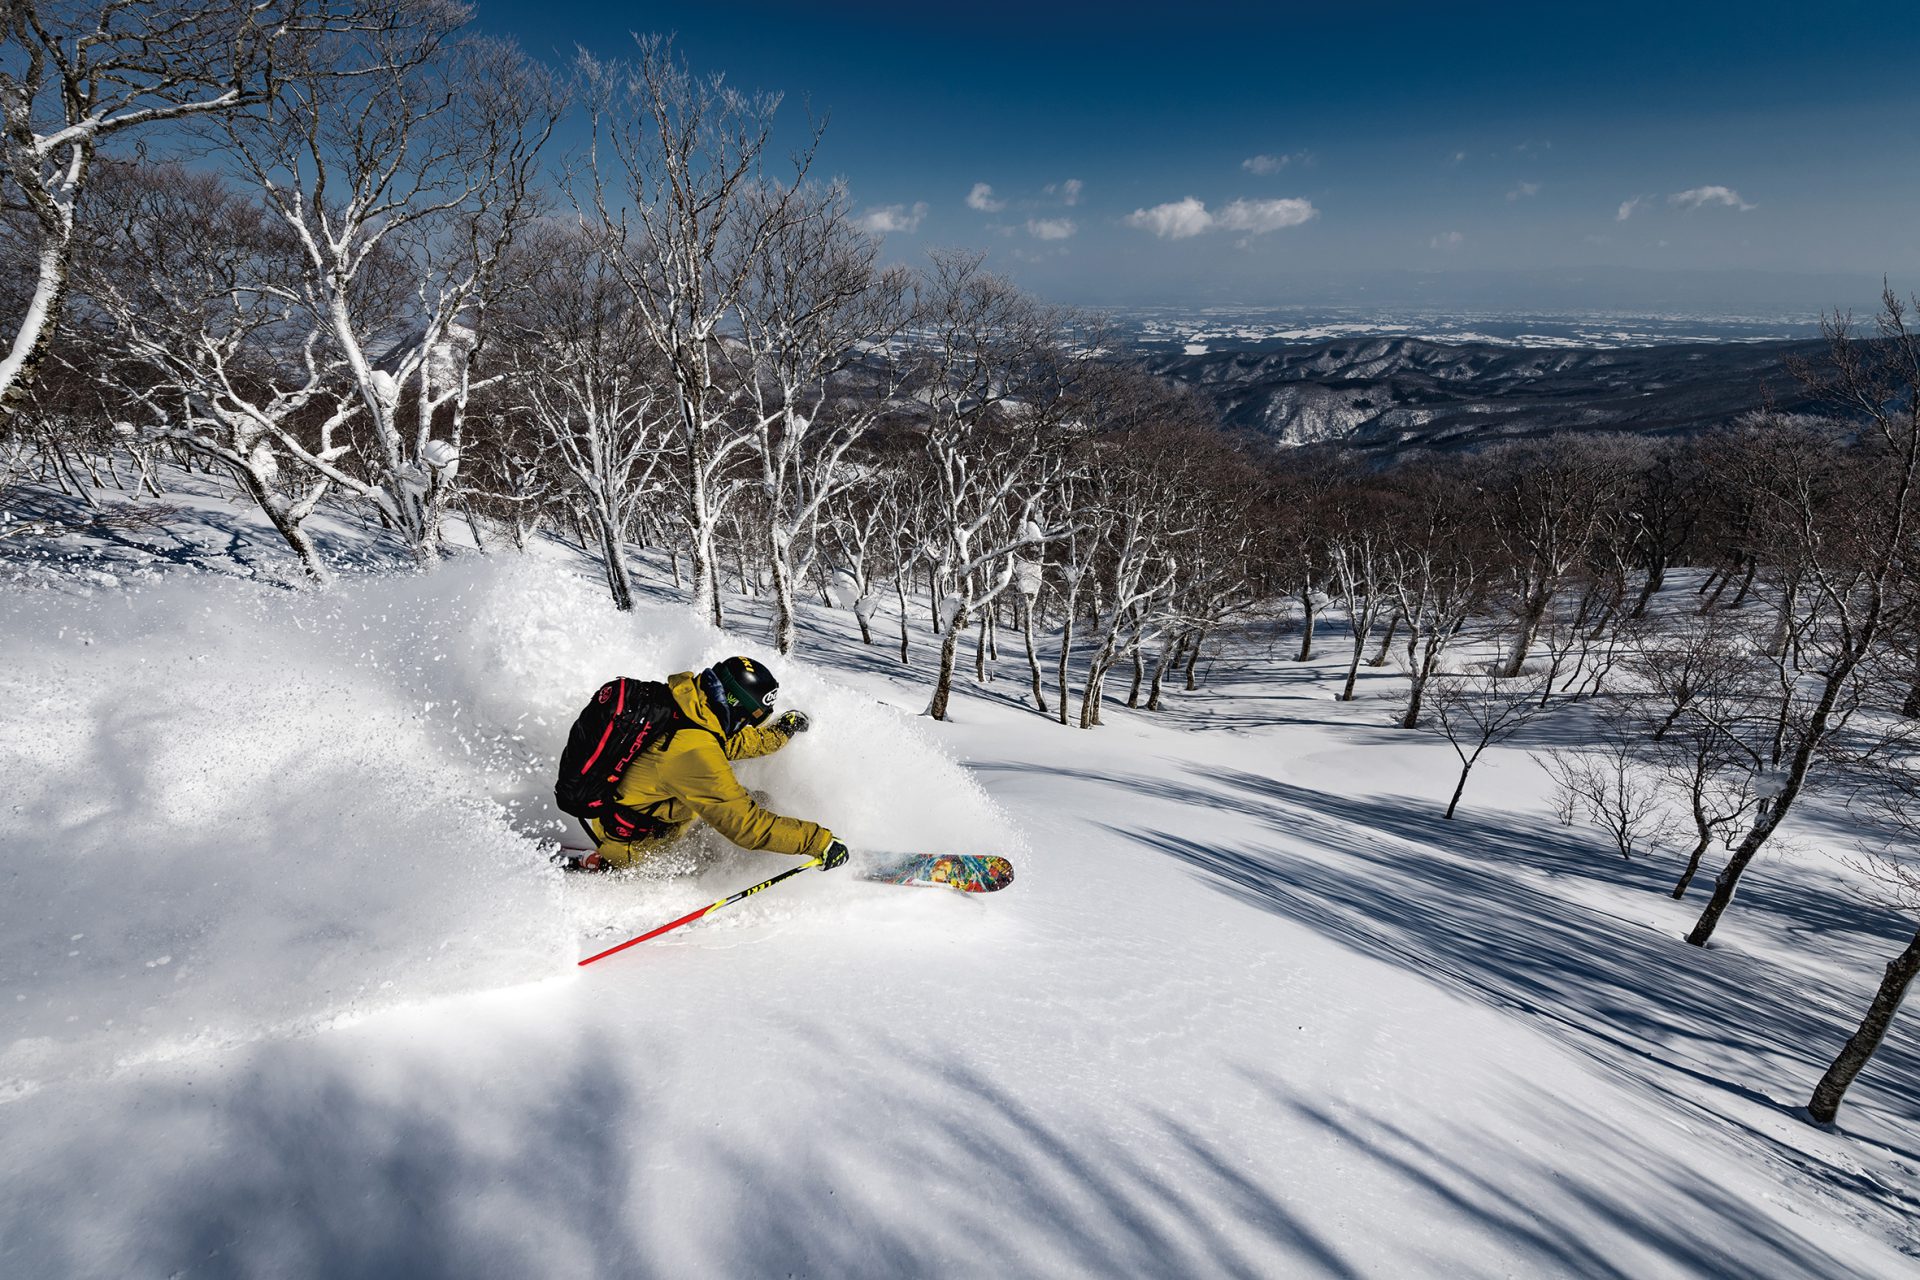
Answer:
[{"left": 554, "top": 677, "right": 683, "bottom": 842}]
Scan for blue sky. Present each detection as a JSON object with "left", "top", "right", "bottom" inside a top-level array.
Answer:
[{"left": 477, "top": 1, "right": 1920, "bottom": 312}]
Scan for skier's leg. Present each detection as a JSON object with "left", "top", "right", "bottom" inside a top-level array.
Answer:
[{"left": 589, "top": 817, "right": 695, "bottom": 870}]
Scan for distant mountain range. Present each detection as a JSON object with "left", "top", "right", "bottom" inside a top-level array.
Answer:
[
  {"left": 1112, "top": 307, "right": 1831, "bottom": 353},
  {"left": 1068, "top": 267, "right": 1893, "bottom": 318},
  {"left": 1141, "top": 336, "right": 1831, "bottom": 455}
]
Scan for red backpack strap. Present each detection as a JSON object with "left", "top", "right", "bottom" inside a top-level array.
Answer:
[{"left": 578, "top": 678, "right": 627, "bottom": 778}]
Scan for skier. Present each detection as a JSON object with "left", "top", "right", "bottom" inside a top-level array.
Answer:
[{"left": 559, "top": 656, "right": 850, "bottom": 874}]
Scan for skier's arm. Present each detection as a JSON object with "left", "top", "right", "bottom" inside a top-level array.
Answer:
[
  {"left": 680, "top": 740, "right": 833, "bottom": 857},
  {"left": 724, "top": 721, "right": 792, "bottom": 761}
]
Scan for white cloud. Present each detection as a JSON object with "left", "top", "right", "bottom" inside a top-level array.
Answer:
[
  {"left": 1507, "top": 181, "right": 1541, "bottom": 201},
  {"left": 856, "top": 202, "right": 928, "bottom": 235},
  {"left": 965, "top": 182, "right": 1005, "bottom": 213},
  {"left": 1242, "top": 151, "right": 1312, "bottom": 175},
  {"left": 1447, "top": 150, "right": 1468, "bottom": 166},
  {"left": 1125, "top": 196, "right": 1215, "bottom": 239},
  {"left": 1430, "top": 230, "right": 1464, "bottom": 250},
  {"left": 1125, "top": 195, "right": 1316, "bottom": 240},
  {"left": 1215, "top": 197, "right": 1317, "bottom": 233},
  {"left": 1670, "top": 185, "right": 1755, "bottom": 211},
  {"left": 1025, "top": 217, "right": 1077, "bottom": 241},
  {"left": 1043, "top": 178, "right": 1084, "bottom": 205},
  {"left": 1617, "top": 196, "right": 1647, "bottom": 221}
]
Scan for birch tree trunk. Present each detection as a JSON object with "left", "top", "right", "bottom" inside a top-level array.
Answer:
[
  {"left": 1808, "top": 926, "right": 1920, "bottom": 1124},
  {"left": 895, "top": 572, "right": 911, "bottom": 664},
  {"left": 928, "top": 607, "right": 967, "bottom": 720},
  {"left": 1056, "top": 604, "right": 1077, "bottom": 727},
  {"left": 1147, "top": 633, "right": 1183, "bottom": 711},
  {"left": 1022, "top": 593, "right": 1048, "bottom": 714},
  {"left": 1374, "top": 610, "right": 1405, "bottom": 671}
]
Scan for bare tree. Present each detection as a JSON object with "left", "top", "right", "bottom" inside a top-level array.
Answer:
[
  {"left": 80, "top": 162, "right": 353, "bottom": 582},
  {"left": 1063, "top": 408, "right": 1222, "bottom": 727},
  {"left": 1533, "top": 572, "right": 1628, "bottom": 703},
  {"left": 909, "top": 251, "right": 1074, "bottom": 721},
  {"left": 0, "top": 332, "right": 125, "bottom": 506},
  {"left": 0, "top": 424, "right": 45, "bottom": 535},
  {"left": 1426, "top": 658, "right": 1551, "bottom": 820},
  {"left": 727, "top": 180, "right": 910, "bottom": 653},
  {"left": 1608, "top": 616, "right": 1772, "bottom": 896},
  {"left": 1266, "top": 460, "right": 1339, "bottom": 664},
  {"left": 1807, "top": 842, "right": 1920, "bottom": 1124},
  {"left": 1046, "top": 471, "right": 1097, "bottom": 725},
  {"left": 1014, "top": 539, "right": 1049, "bottom": 713},
  {"left": 821, "top": 469, "right": 901, "bottom": 646},
  {"left": 1155, "top": 448, "right": 1264, "bottom": 700},
  {"left": 1390, "top": 461, "right": 1490, "bottom": 729},
  {"left": 875, "top": 455, "right": 936, "bottom": 665},
  {"left": 499, "top": 223, "right": 669, "bottom": 610},
  {"left": 1542, "top": 711, "right": 1671, "bottom": 860},
  {"left": 219, "top": 6, "right": 560, "bottom": 563},
  {"left": 1627, "top": 438, "right": 1705, "bottom": 617},
  {"left": 1075, "top": 472, "right": 1178, "bottom": 728},
  {"left": 0, "top": 0, "right": 353, "bottom": 410},
  {"left": 1483, "top": 436, "right": 1622, "bottom": 676},
  {"left": 1328, "top": 494, "right": 1395, "bottom": 702},
  {"left": 1687, "top": 299, "right": 1920, "bottom": 945},
  {"left": 461, "top": 405, "right": 559, "bottom": 552},
  {"left": 579, "top": 36, "right": 820, "bottom": 625}
]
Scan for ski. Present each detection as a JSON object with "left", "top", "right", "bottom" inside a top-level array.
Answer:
[
  {"left": 861, "top": 853, "right": 1015, "bottom": 893},
  {"left": 554, "top": 843, "right": 1015, "bottom": 893}
]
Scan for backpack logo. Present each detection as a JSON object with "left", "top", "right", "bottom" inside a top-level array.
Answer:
[{"left": 555, "top": 678, "right": 681, "bottom": 839}]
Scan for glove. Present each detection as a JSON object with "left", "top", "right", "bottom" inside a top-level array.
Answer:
[
  {"left": 818, "top": 838, "right": 849, "bottom": 872},
  {"left": 774, "top": 709, "right": 811, "bottom": 737}
]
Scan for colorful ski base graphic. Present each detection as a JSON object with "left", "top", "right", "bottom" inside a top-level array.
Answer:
[{"left": 862, "top": 853, "right": 1015, "bottom": 893}]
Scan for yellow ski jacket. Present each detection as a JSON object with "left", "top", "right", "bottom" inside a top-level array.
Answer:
[{"left": 588, "top": 670, "right": 833, "bottom": 867}]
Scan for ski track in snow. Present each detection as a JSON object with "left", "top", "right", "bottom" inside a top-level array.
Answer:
[{"left": 2, "top": 481, "right": 1917, "bottom": 1277}]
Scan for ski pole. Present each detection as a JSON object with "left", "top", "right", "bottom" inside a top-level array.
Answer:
[{"left": 577, "top": 857, "right": 824, "bottom": 967}]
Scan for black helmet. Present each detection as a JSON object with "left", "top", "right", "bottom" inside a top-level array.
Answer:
[{"left": 701, "top": 655, "right": 779, "bottom": 735}]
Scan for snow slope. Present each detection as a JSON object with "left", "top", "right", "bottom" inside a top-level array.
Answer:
[{"left": 2, "top": 488, "right": 1917, "bottom": 1277}]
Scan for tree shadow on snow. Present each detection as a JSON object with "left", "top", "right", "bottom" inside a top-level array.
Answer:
[
  {"left": 705, "top": 1023, "right": 1366, "bottom": 1280},
  {"left": 1249, "top": 1078, "right": 1889, "bottom": 1280},
  {"left": 1, "top": 482, "right": 427, "bottom": 582},
  {"left": 5, "top": 1020, "right": 1370, "bottom": 1280},
  {"left": 2, "top": 1042, "right": 652, "bottom": 1279},
  {"left": 6, "top": 861, "right": 1915, "bottom": 1278},
  {"left": 1051, "top": 764, "right": 1920, "bottom": 1219}
]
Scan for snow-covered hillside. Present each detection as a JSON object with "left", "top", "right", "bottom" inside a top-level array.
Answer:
[{"left": 2, "top": 488, "right": 1916, "bottom": 1278}]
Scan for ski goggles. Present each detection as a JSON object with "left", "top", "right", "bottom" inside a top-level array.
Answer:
[{"left": 703, "top": 668, "right": 776, "bottom": 730}]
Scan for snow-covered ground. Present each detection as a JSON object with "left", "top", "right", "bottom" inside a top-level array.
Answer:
[{"left": 3, "top": 478, "right": 1916, "bottom": 1277}]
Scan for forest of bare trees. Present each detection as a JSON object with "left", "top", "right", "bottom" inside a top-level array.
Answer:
[{"left": 6, "top": 1, "right": 1919, "bottom": 1130}]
